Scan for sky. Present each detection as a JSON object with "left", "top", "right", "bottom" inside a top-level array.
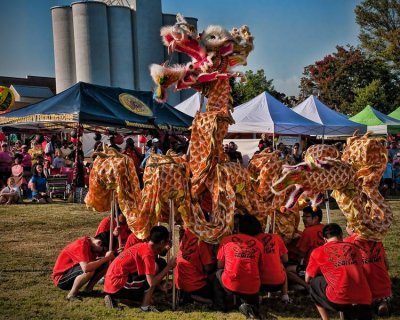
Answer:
[{"left": 0, "top": 0, "right": 361, "bottom": 96}]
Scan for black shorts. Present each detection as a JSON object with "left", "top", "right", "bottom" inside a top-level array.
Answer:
[
  {"left": 58, "top": 264, "right": 84, "bottom": 290},
  {"left": 260, "top": 282, "right": 284, "bottom": 293},
  {"left": 186, "top": 282, "right": 213, "bottom": 299},
  {"left": 108, "top": 273, "right": 149, "bottom": 301},
  {"left": 310, "top": 276, "right": 372, "bottom": 319}
]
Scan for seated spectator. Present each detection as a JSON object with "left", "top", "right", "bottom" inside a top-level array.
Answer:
[
  {"left": 52, "top": 149, "right": 65, "bottom": 169},
  {"left": 254, "top": 221, "right": 292, "bottom": 304},
  {"left": 0, "top": 177, "right": 21, "bottom": 204},
  {"left": 60, "top": 140, "right": 73, "bottom": 160},
  {"left": 306, "top": 223, "right": 372, "bottom": 320},
  {"left": 212, "top": 214, "right": 263, "bottom": 318},
  {"left": 258, "top": 133, "right": 273, "bottom": 148},
  {"left": 103, "top": 226, "right": 176, "bottom": 312},
  {"left": 30, "top": 163, "right": 51, "bottom": 203},
  {"left": 43, "top": 159, "right": 52, "bottom": 178},
  {"left": 11, "top": 153, "right": 27, "bottom": 189},
  {"left": 95, "top": 211, "right": 131, "bottom": 249},
  {"left": 52, "top": 232, "right": 115, "bottom": 300},
  {"left": 286, "top": 206, "right": 324, "bottom": 290},
  {"left": 345, "top": 224, "right": 392, "bottom": 317},
  {"left": 381, "top": 160, "right": 393, "bottom": 196},
  {"left": 175, "top": 227, "right": 216, "bottom": 305},
  {"left": 0, "top": 142, "right": 12, "bottom": 188}
]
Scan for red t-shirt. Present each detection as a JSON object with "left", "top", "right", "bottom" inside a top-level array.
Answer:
[
  {"left": 217, "top": 233, "right": 263, "bottom": 294},
  {"left": 344, "top": 234, "right": 391, "bottom": 299},
  {"left": 104, "top": 242, "right": 156, "bottom": 294},
  {"left": 52, "top": 237, "right": 94, "bottom": 285},
  {"left": 297, "top": 224, "right": 325, "bottom": 265},
  {"left": 124, "top": 233, "right": 143, "bottom": 251},
  {"left": 255, "top": 233, "right": 287, "bottom": 285},
  {"left": 95, "top": 216, "right": 131, "bottom": 247},
  {"left": 307, "top": 240, "right": 372, "bottom": 305},
  {"left": 175, "top": 228, "right": 215, "bottom": 292}
]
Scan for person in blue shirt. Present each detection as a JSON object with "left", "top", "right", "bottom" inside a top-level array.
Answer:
[
  {"left": 140, "top": 138, "right": 163, "bottom": 169},
  {"left": 30, "top": 163, "right": 51, "bottom": 203}
]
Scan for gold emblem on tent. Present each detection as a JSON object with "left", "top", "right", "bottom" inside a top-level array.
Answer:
[{"left": 119, "top": 93, "right": 153, "bottom": 117}]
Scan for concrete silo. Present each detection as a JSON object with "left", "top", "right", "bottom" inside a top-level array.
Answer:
[
  {"left": 108, "top": 5, "right": 135, "bottom": 88},
  {"left": 130, "top": 0, "right": 164, "bottom": 91},
  {"left": 51, "top": 6, "right": 76, "bottom": 93},
  {"left": 71, "top": 1, "right": 111, "bottom": 86}
]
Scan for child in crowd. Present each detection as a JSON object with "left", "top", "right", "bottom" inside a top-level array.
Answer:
[{"left": 0, "top": 177, "right": 21, "bottom": 204}]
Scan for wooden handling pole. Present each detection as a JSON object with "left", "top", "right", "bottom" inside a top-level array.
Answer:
[
  {"left": 113, "top": 192, "right": 122, "bottom": 249},
  {"left": 169, "top": 199, "right": 176, "bottom": 310}
]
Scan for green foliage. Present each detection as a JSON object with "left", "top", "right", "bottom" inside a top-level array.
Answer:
[
  {"left": 351, "top": 79, "right": 387, "bottom": 115},
  {"left": 299, "top": 45, "right": 399, "bottom": 115},
  {"left": 355, "top": 0, "right": 400, "bottom": 71},
  {"left": 231, "top": 69, "right": 285, "bottom": 106}
]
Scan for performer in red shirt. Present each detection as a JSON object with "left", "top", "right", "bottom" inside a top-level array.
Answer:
[
  {"left": 213, "top": 214, "right": 264, "bottom": 319},
  {"left": 345, "top": 224, "right": 392, "bottom": 317},
  {"left": 255, "top": 228, "right": 291, "bottom": 304},
  {"left": 52, "top": 232, "right": 115, "bottom": 300},
  {"left": 175, "top": 227, "right": 216, "bottom": 305},
  {"left": 103, "top": 226, "right": 176, "bottom": 312},
  {"left": 123, "top": 232, "right": 144, "bottom": 251},
  {"left": 286, "top": 206, "right": 324, "bottom": 290},
  {"left": 95, "top": 211, "right": 131, "bottom": 248},
  {"left": 306, "top": 223, "right": 372, "bottom": 320}
]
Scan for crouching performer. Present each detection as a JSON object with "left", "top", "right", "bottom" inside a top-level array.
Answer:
[
  {"left": 306, "top": 223, "right": 372, "bottom": 320},
  {"left": 103, "top": 225, "right": 176, "bottom": 312},
  {"left": 52, "top": 232, "right": 115, "bottom": 300}
]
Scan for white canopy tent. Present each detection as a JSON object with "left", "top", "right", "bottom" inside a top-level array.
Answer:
[
  {"left": 292, "top": 95, "right": 367, "bottom": 136},
  {"left": 228, "top": 92, "right": 324, "bottom": 135},
  {"left": 174, "top": 92, "right": 207, "bottom": 117}
]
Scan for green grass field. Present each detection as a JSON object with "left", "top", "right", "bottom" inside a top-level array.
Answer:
[{"left": 0, "top": 201, "right": 399, "bottom": 320}]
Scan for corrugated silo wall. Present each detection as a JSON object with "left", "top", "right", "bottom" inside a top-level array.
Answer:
[
  {"left": 108, "top": 6, "right": 135, "bottom": 89},
  {"left": 51, "top": 6, "right": 76, "bottom": 93},
  {"left": 72, "top": 1, "right": 111, "bottom": 86},
  {"left": 131, "top": 0, "right": 164, "bottom": 92}
]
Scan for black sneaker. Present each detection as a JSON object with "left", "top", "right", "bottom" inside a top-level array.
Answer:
[
  {"left": 377, "top": 300, "right": 390, "bottom": 317},
  {"left": 104, "top": 295, "right": 117, "bottom": 309}
]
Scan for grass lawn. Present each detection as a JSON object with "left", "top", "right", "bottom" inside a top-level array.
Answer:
[{"left": 0, "top": 200, "right": 399, "bottom": 320}]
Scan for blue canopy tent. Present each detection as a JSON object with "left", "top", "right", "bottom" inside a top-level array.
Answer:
[
  {"left": 0, "top": 82, "right": 193, "bottom": 133},
  {"left": 292, "top": 95, "right": 367, "bottom": 136},
  {"left": 228, "top": 92, "right": 324, "bottom": 135}
]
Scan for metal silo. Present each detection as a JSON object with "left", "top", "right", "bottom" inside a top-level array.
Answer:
[
  {"left": 108, "top": 5, "right": 135, "bottom": 89},
  {"left": 51, "top": 6, "right": 76, "bottom": 93},
  {"left": 131, "top": 0, "right": 163, "bottom": 91},
  {"left": 72, "top": 1, "right": 111, "bottom": 86}
]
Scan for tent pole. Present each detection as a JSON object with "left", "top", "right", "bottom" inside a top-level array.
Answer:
[{"left": 321, "top": 129, "right": 331, "bottom": 224}]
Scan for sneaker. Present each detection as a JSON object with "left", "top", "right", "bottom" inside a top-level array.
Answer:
[
  {"left": 104, "top": 295, "right": 117, "bottom": 309},
  {"left": 140, "top": 305, "right": 160, "bottom": 312},
  {"left": 377, "top": 300, "right": 390, "bottom": 317},
  {"left": 281, "top": 296, "right": 293, "bottom": 304},
  {"left": 239, "top": 303, "right": 260, "bottom": 319}
]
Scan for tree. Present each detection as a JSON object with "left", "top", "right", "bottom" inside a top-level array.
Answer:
[
  {"left": 231, "top": 69, "right": 285, "bottom": 106},
  {"left": 350, "top": 79, "right": 388, "bottom": 114},
  {"left": 355, "top": 0, "right": 400, "bottom": 71},
  {"left": 299, "top": 45, "right": 397, "bottom": 115}
]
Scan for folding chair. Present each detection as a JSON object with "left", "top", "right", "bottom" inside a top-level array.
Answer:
[{"left": 47, "top": 174, "right": 68, "bottom": 200}]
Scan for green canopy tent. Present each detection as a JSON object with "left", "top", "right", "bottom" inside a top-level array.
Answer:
[
  {"left": 388, "top": 107, "right": 400, "bottom": 121},
  {"left": 349, "top": 105, "right": 400, "bottom": 135}
]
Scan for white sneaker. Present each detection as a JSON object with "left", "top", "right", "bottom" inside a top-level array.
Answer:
[{"left": 140, "top": 305, "right": 160, "bottom": 312}]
